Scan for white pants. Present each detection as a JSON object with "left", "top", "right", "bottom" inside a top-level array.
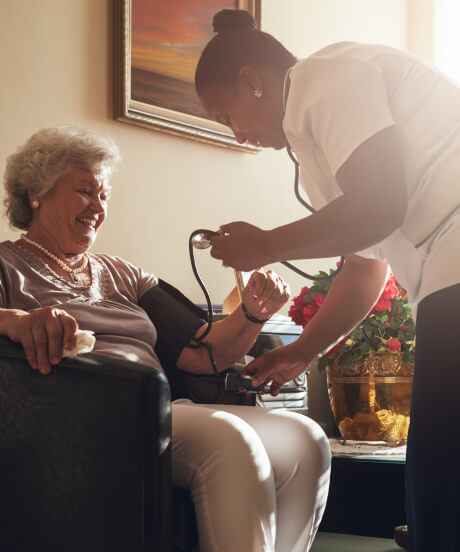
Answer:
[{"left": 172, "top": 400, "right": 331, "bottom": 552}]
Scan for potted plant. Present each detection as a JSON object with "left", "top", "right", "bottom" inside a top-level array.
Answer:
[{"left": 289, "top": 267, "right": 415, "bottom": 443}]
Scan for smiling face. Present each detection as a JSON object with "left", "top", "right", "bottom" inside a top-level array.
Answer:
[
  {"left": 27, "top": 166, "right": 111, "bottom": 257},
  {"left": 199, "top": 66, "right": 288, "bottom": 150}
]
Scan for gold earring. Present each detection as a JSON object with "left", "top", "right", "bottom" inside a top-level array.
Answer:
[
  {"left": 31, "top": 200, "right": 40, "bottom": 208},
  {"left": 254, "top": 88, "right": 263, "bottom": 99}
]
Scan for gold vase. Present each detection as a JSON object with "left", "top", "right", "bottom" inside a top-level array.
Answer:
[{"left": 326, "top": 351, "right": 414, "bottom": 443}]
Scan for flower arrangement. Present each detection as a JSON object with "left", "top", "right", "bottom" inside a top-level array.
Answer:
[{"left": 288, "top": 267, "right": 416, "bottom": 371}]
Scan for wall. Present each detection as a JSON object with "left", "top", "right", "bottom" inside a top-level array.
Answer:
[
  {"left": 408, "top": 0, "right": 435, "bottom": 63},
  {"left": 0, "top": 0, "right": 410, "bottom": 311}
]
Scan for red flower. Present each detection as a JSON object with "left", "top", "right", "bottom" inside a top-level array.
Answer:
[
  {"left": 288, "top": 269, "right": 415, "bottom": 371},
  {"left": 387, "top": 338, "right": 401, "bottom": 351},
  {"left": 292, "top": 295, "right": 305, "bottom": 307},
  {"left": 288, "top": 303, "right": 305, "bottom": 326},
  {"left": 398, "top": 284, "right": 408, "bottom": 297},
  {"left": 299, "top": 286, "right": 310, "bottom": 297},
  {"left": 288, "top": 293, "right": 324, "bottom": 327},
  {"left": 373, "top": 296, "right": 392, "bottom": 312},
  {"left": 313, "top": 294, "right": 325, "bottom": 308},
  {"left": 302, "top": 303, "right": 318, "bottom": 325},
  {"left": 370, "top": 274, "right": 399, "bottom": 313}
]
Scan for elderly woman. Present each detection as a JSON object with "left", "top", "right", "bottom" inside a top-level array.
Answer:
[{"left": 0, "top": 126, "right": 330, "bottom": 552}]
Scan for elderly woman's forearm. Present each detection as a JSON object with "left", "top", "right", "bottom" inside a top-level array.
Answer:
[
  {"left": 0, "top": 308, "right": 26, "bottom": 336},
  {"left": 177, "top": 307, "right": 263, "bottom": 374}
]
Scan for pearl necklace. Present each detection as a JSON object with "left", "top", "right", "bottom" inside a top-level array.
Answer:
[{"left": 21, "top": 234, "right": 88, "bottom": 284}]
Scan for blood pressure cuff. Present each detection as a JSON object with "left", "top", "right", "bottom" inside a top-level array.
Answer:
[
  {"left": 138, "top": 279, "right": 207, "bottom": 399},
  {"left": 140, "top": 280, "right": 256, "bottom": 406}
]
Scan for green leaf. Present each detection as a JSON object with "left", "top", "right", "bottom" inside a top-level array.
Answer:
[
  {"left": 338, "top": 350, "right": 355, "bottom": 369},
  {"left": 303, "top": 286, "right": 325, "bottom": 303},
  {"left": 405, "top": 319, "right": 415, "bottom": 334},
  {"left": 402, "top": 349, "right": 415, "bottom": 364},
  {"left": 317, "top": 355, "right": 330, "bottom": 372},
  {"left": 375, "top": 311, "right": 389, "bottom": 323}
]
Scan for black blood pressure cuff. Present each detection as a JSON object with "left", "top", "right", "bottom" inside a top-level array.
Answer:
[
  {"left": 140, "top": 280, "right": 255, "bottom": 406},
  {"left": 138, "top": 279, "right": 207, "bottom": 395}
]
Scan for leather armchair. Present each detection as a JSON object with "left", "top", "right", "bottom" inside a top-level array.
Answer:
[
  {"left": 0, "top": 280, "right": 255, "bottom": 552},
  {"left": 0, "top": 336, "right": 172, "bottom": 552}
]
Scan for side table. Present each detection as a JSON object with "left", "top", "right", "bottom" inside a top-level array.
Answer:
[{"left": 319, "top": 440, "right": 407, "bottom": 538}]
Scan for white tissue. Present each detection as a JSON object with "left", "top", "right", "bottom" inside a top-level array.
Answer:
[{"left": 62, "top": 329, "right": 96, "bottom": 357}]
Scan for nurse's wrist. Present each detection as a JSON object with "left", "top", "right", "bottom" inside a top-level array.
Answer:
[{"left": 262, "top": 228, "right": 284, "bottom": 265}]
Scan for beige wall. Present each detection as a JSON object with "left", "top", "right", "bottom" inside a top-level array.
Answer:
[
  {"left": 408, "top": 0, "right": 435, "bottom": 63},
  {"left": 0, "top": 0, "right": 411, "bottom": 310}
]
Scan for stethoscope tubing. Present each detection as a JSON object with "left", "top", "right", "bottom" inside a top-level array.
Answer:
[
  {"left": 284, "top": 146, "right": 345, "bottom": 280},
  {"left": 185, "top": 146, "right": 344, "bottom": 400}
]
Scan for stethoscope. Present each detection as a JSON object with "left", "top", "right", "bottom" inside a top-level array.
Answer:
[
  {"left": 191, "top": 145, "right": 344, "bottom": 284},
  {"left": 188, "top": 146, "right": 345, "bottom": 355},
  {"left": 184, "top": 146, "right": 345, "bottom": 401},
  {"left": 188, "top": 140, "right": 460, "bottom": 400},
  {"left": 282, "top": 146, "right": 345, "bottom": 280}
]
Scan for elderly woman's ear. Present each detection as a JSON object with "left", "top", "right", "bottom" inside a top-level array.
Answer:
[{"left": 27, "top": 191, "right": 40, "bottom": 210}]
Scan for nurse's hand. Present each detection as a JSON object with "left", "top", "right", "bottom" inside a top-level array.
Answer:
[
  {"left": 242, "top": 342, "right": 310, "bottom": 395},
  {"left": 210, "top": 221, "right": 269, "bottom": 271}
]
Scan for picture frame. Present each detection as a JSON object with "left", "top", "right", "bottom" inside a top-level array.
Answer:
[{"left": 113, "top": 0, "right": 261, "bottom": 152}]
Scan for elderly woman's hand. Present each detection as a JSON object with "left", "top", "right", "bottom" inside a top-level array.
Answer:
[
  {"left": 241, "top": 269, "right": 290, "bottom": 321},
  {"left": 6, "top": 307, "right": 79, "bottom": 375}
]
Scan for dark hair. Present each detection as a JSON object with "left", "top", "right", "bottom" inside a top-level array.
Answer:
[{"left": 195, "top": 9, "right": 297, "bottom": 95}]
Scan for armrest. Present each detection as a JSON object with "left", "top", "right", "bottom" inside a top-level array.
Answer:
[{"left": 0, "top": 336, "right": 172, "bottom": 552}]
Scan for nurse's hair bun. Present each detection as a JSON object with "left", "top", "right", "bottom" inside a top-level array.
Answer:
[{"left": 212, "top": 9, "right": 257, "bottom": 33}]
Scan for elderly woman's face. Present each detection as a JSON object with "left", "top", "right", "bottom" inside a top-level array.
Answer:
[
  {"left": 30, "top": 167, "right": 111, "bottom": 254},
  {"left": 200, "top": 73, "right": 287, "bottom": 149}
]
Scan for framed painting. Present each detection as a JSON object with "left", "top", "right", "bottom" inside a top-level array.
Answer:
[{"left": 113, "top": 0, "right": 261, "bottom": 152}]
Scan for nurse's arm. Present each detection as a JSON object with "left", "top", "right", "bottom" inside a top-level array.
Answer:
[
  {"left": 292, "top": 254, "right": 389, "bottom": 362},
  {"left": 265, "top": 126, "right": 408, "bottom": 263},
  {"left": 244, "top": 255, "right": 389, "bottom": 393}
]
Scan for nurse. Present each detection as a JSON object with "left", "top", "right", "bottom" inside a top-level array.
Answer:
[{"left": 195, "top": 8, "right": 460, "bottom": 552}]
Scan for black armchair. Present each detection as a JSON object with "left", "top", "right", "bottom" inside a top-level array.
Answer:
[
  {"left": 0, "top": 336, "right": 172, "bottom": 552},
  {"left": 0, "top": 278, "right": 251, "bottom": 552}
]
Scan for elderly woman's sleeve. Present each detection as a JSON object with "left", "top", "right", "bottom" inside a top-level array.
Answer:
[
  {"left": 0, "top": 266, "right": 7, "bottom": 307},
  {"left": 100, "top": 254, "right": 207, "bottom": 370}
]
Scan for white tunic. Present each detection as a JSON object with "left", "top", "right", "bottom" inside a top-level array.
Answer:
[{"left": 283, "top": 41, "right": 460, "bottom": 309}]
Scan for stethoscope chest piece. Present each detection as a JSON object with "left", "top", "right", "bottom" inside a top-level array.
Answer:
[{"left": 191, "top": 230, "right": 220, "bottom": 250}]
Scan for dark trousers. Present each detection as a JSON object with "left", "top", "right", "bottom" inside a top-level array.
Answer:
[{"left": 406, "top": 283, "right": 460, "bottom": 551}]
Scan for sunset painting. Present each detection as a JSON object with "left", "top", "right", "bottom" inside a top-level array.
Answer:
[{"left": 131, "top": 0, "right": 236, "bottom": 119}]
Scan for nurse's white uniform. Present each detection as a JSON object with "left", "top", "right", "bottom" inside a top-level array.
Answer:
[
  {"left": 283, "top": 41, "right": 460, "bottom": 552},
  {"left": 283, "top": 41, "right": 460, "bottom": 312}
]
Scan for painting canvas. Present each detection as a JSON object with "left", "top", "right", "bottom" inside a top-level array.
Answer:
[{"left": 114, "top": 0, "right": 261, "bottom": 151}]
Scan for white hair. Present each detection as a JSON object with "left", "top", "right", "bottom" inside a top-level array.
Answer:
[{"left": 4, "top": 126, "right": 121, "bottom": 230}]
